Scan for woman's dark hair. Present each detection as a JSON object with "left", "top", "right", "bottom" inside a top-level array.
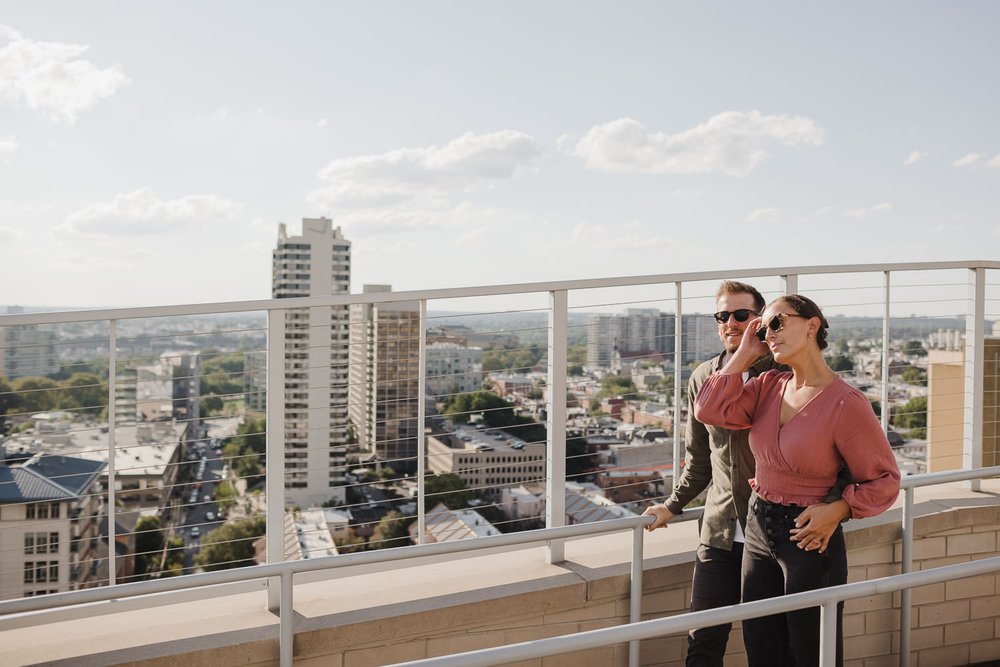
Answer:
[{"left": 773, "top": 294, "right": 829, "bottom": 350}]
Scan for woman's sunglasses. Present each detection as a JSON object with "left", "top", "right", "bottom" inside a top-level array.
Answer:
[
  {"left": 713, "top": 309, "right": 757, "bottom": 324},
  {"left": 755, "top": 313, "right": 805, "bottom": 341}
]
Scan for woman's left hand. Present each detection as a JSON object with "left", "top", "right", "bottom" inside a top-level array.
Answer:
[{"left": 789, "top": 500, "right": 851, "bottom": 553}]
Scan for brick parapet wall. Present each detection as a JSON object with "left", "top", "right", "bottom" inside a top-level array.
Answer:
[{"left": 14, "top": 500, "right": 998, "bottom": 667}]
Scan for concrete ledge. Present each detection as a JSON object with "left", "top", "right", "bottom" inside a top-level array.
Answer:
[{"left": 2, "top": 479, "right": 998, "bottom": 667}]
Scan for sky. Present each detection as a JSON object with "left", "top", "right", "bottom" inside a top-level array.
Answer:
[{"left": 0, "top": 2, "right": 998, "bottom": 312}]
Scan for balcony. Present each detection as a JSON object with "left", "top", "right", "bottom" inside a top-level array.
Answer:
[{"left": 1, "top": 260, "right": 998, "bottom": 666}]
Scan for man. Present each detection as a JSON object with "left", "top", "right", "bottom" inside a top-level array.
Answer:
[
  {"left": 643, "top": 280, "right": 845, "bottom": 666},
  {"left": 642, "top": 280, "right": 770, "bottom": 666}
]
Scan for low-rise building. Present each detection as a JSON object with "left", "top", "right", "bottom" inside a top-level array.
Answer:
[
  {"left": 0, "top": 453, "right": 105, "bottom": 600},
  {"left": 411, "top": 502, "right": 500, "bottom": 543},
  {"left": 426, "top": 425, "right": 545, "bottom": 496}
]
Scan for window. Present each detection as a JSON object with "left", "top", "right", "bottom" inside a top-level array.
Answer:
[
  {"left": 24, "top": 561, "right": 58, "bottom": 584},
  {"left": 24, "top": 532, "right": 59, "bottom": 555},
  {"left": 27, "top": 502, "right": 61, "bottom": 520}
]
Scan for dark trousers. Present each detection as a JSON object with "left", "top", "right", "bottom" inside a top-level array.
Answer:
[
  {"left": 742, "top": 493, "right": 848, "bottom": 667},
  {"left": 686, "top": 542, "right": 744, "bottom": 667}
]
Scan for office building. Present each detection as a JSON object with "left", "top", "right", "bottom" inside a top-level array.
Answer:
[{"left": 348, "top": 286, "right": 421, "bottom": 474}]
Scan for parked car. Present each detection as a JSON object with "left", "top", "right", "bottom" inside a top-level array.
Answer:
[{"left": 190, "top": 526, "right": 200, "bottom": 537}]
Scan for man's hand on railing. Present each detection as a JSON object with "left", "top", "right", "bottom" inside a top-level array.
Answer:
[{"left": 641, "top": 504, "right": 675, "bottom": 531}]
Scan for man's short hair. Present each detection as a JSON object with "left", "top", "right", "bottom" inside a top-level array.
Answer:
[{"left": 716, "top": 280, "right": 766, "bottom": 313}]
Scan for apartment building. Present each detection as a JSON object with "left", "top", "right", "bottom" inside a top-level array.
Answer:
[
  {"left": 0, "top": 452, "right": 105, "bottom": 600},
  {"left": 0, "top": 307, "right": 59, "bottom": 379},
  {"left": 586, "top": 310, "right": 686, "bottom": 369},
  {"left": 348, "top": 286, "right": 421, "bottom": 474},
  {"left": 273, "top": 218, "right": 352, "bottom": 507},
  {"left": 426, "top": 342, "right": 483, "bottom": 398}
]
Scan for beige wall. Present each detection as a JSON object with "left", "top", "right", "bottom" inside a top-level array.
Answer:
[
  {"left": 927, "top": 339, "right": 1000, "bottom": 473},
  {"left": 11, "top": 491, "right": 999, "bottom": 667}
]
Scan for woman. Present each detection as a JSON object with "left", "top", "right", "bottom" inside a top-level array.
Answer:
[{"left": 694, "top": 294, "right": 900, "bottom": 667}]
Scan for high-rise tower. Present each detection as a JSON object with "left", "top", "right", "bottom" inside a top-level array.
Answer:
[
  {"left": 273, "top": 218, "right": 351, "bottom": 507},
  {"left": 348, "top": 285, "right": 421, "bottom": 474}
]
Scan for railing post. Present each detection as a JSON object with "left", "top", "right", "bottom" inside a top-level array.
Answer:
[
  {"left": 417, "top": 299, "right": 427, "bottom": 545},
  {"left": 881, "top": 271, "right": 891, "bottom": 434},
  {"left": 279, "top": 570, "right": 294, "bottom": 667},
  {"left": 820, "top": 600, "right": 838, "bottom": 666},
  {"left": 964, "top": 267, "right": 985, "bottom": 492},
  {"left": 546, "top": 290, "right": 568, "bottom": 563},
  {"left": 672, "top": 283, "right": 683, "bottom": 492},
  {"left": 780, "top": 273, "right": 798, "bottom": 296},
  {"left": 266, "top": 308, "right": 287, "bottom": 610},
  {"left": 629, "top": 524, "right": 644, "bottom": 667},
  {"left": 106, "top": 319, "right": 118, "bottom": 587},
  {"left": 899, "top": 487, "right": 914, "bottom": 666}
]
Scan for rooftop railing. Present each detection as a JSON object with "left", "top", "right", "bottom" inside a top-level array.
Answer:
[{"left": 0, "top": 260, "right": 998, "bottom": 665}]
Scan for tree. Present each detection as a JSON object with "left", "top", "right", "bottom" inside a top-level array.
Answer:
[
  {"left": 567, "top": 364, "right": 585, "bottom": 377},
  {"left": 423, "top": 473, "right": 476, "bottom": 511},
  {"left": 57, "top": 373, "right": 107, "bottom": 414},
  {"left": 200, "top": 395, "right": 224, "bottom": 416},
  {"left": 195, "top": 516, "right": 266, "bottom": 570},
  {"left": 901, "top": 366, "right": 927, "bottom": 386},
  {"left": 893, "top": 396, "right": 927, "bottom": 431},
  {"left": 827, "top": 354, "right": 854, "bottom": 372},
  {"left": 11, "top": 377, "right": 60, "bottom": 413},
  {"left": 598, "top": 376, "right": 637, "bottom": 399},
  {"left": 369, "top": 510, "right": 412, "bottom": 549},
  {"left": 901, "top": 340, "right": 927, "bottom": 357},
  {"left": 442, "top": 392, "right": 512, "bottom": 425},
  {"left": 0, "top": 376, "right": 21, "bottom": 433},
  {"left": 133, "top": 516, "right": 165, "bottom": 579},
  {"left": 214, "top": 479, "right": 238, "bottom": 512}
]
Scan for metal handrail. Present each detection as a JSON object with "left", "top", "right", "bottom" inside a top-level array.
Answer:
[
  {"left": 1, "top": 259, "right": 996, "bottom": 326},
  {"left": 389, "top": 555, "right": 1000, "bottom": 667},
  {"left": 898, "top": 465, "right": 1000, "bottom": 665},
  {"left": 0, "top": 515, "right": 661, "bottom": 666}
]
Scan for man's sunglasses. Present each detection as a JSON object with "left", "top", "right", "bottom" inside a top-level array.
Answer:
[
  {"left": 755, "top": 313, "right": 805, "bottom": 341},
  {"left": 713, "top": 309, "right": 757, "bottom": 324},
  {"left": 713, "top": 308, "right": 757, "bottom": 324}
]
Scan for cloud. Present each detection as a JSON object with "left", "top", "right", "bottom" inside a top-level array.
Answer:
[
  {"left": 0, "top": 134, "right": 15, "bottom": 161},
  {"left": 986, "top": 154, "right": 1000, "bottom": 169},
  {"left": 846, "top": 202, "right": 893, "bottom": 219},
  {"left": 564, "top": 111, "right": 824, "bottom": 176},
  {"left": 745, "top": 207, "right": 780, "bottom": 223},
  {"left": 904, "top": 151, "right": 928, "bottom": 166},
  {"left": 63, "top": 188, "right": 242, "bottom": 237},
  {"left": 308, "top": 130, "right": 541, "bottom": 211},
  {"left": 569, "top": 221, "right": 676, "bottom": 250},
  {"left": 0, "top": 225, "right": 22, "bottom": 243},
  {"left": 952, "top": 153, "right": 982, "bottom": 168},
  {"left": 0, "top": 24, "right": 129, "bottom": 124}
]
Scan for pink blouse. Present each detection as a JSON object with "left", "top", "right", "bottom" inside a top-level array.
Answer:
[{"left": 694, "top": 370, "right": 900, "bottom": 519}]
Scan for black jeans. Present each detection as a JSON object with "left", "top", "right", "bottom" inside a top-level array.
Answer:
[
  {"left": 686, "top": 542, "right": 743, "bottom": 667},
  {"left": 741, "top": 493, "right": 847, "bottom": 667}
]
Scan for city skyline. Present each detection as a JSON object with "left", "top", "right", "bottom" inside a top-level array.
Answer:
[{"left": 1, "top": 3, "right": 998, "bottom": 310}]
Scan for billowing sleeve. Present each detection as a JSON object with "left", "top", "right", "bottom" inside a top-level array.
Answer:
[
  {"left": 834, "top": 390, "right": 901, "bottom": 518},
  {"left": 693, "top": 371, "right": 762, "bottom": 430}
]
